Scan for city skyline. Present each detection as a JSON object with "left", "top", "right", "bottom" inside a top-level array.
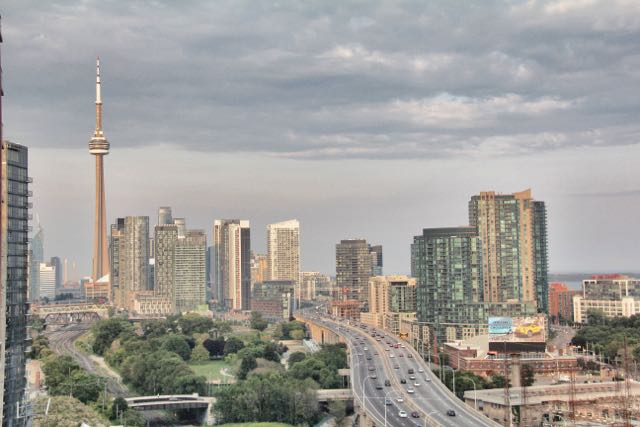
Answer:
[{"left": 4, "top": 1, "right": 640, "bottom": 275}]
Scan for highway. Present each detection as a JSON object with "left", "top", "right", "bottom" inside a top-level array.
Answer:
[{"left": 311, "top": 315, "right": 500, "bottom": 427}]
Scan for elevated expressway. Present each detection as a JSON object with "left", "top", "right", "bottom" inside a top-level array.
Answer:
[{"left": 300, "top": 314, "right": 500, "bottom": 427}]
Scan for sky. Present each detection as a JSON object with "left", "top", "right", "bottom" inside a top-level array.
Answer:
[{"left": 3, "top": 0, "right": 640, "bottom": 279}]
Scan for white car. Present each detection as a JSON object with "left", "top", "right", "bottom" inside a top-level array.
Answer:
[
  {"left": 414, "top": 382, "right": 420, "bottom": 387},
  {"left": 399, "top": 411, "right": 408, "bottom": 418},
  {"left": 389, "top": 354, "right": 395, "bottom": 358},
  {"left": 407, "top": 387, "right": 415, "bottom": 394},
  {"left": 418, "top": 368, "right": 424, "bottom": 373},
  {"left": 425, "top": 378, "right": 431, "bottom": 382},
  {"left": 363, "top": 347, "right": 368, "bottom": 351},
  {"left": 397, "top": 397, "right": 404, "bottom": 403}
]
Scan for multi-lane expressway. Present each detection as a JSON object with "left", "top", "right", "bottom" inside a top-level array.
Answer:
[{"left": 309, "top": 315, "right": 500, "bottom": 427}]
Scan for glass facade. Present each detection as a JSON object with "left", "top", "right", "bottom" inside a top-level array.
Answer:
[{"left": 2, "top": 141, "right": 29, "bottom": 426}]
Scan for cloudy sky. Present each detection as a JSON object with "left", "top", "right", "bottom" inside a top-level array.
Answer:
[{"left": 3, "top": 0, "right": 640, "bottom": 278}]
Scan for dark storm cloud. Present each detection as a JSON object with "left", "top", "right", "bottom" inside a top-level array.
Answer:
[{"left": 4, "top": 0, "right": 640, "bottom": 159}]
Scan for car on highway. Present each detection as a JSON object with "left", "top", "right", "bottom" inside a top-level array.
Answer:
[
  {"left": 384, "top": 380, "right": 391, "bottom": 386},
  {"left": 366, "top": 356, "right": 372, "bottom": 360},
  {"left": 409, "top": 375, "right": 416, "bottom": 380},
  {"left": 396, "top": 397, "right": 404, "bottom": 403},
  {"left": 407, "top": 387, "right": 415, "bottom": 394},
  {"left": 408, "top": 368, "right": 414, "bottom": 374},
  {"left": 368, "top": 366, "right": 375, "bottom": 371},
  {"left": 425, "top": 377, "right": 431, "bottom": 382},
  {"left": 370, "top": 374, "right": 377, "bottom": 379},
  {"left": 447, "top": 410, "right": 456, "bottom": 416},
  {"left": 394, "top": 365, "right": 400, "bottom": 369},
  {"left": 418, "top": 368, "right": 424, "bottom": 373},
  {"left": 411, "top": 412, "right": 420, "bottom": 418},
  {"left": 385, "top": 348, "right": 390, "bottom": 351},
  {"left": 389, "top": 354, "right": 395, "bottom": 358},
  {"left": 375, "top": 383, "right": 383, "bottom": 390},
  {"left": 407, "top": 354, "right": 413, "bottom": 358},
  {"left": 400, "top": 378, "right": 407, "bottom": 384},
  {"left": 363, "top": 347, "right": 368, "bottom": 351},
  {"left": 385, "top": 397, "right": 392, "bottom": 405},
  {"left": 398, "top": 410, "right": 408, "bottom": 418},
  {"left": 399, "top": 354, "right": 404, "bottom": 357},
  {"left": 414, "top": 382, "right": 420, "bottom": 387}
]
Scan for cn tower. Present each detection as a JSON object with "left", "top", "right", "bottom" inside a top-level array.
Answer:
[{"left": 89, "top": 58, "right": 109, "bottom": 281}]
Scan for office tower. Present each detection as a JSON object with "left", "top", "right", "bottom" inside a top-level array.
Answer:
[
  {"left": 149, "top": 237, "right": 155, "bottom": 259},
  {"left": 174, "top": 218, "right": 186, "bottom": 238},
  {"left": 174, "top": 230, "right": 206, "bottom": 312},
  {"left": 206, "top": 246, "right": 213, "bottom": 300},
  {"left": 469, "top": 189, "right": 549, "bottom": 312},
  {"left": 250, "top": 252, "right": 268, "bottom": 287},
  {"left": 154, "top": 224, "right": 178, "bottom": 303},
  {"left": 369, "top": 245, "right": 383, "bottom": 276},
  {"left": 89, "top": 58, "right": 110, "bottom": 282},
  {"left": 158, "top": 206, "right": 173, "bottom": 226},
  {"left": 1, "top": 139, "right": 30, "bottom": 426},
  {"left": 213, "top": 220, "right": 251, "bottom": 310},
  {"left": 335, "top": 239, "right": 374, "bottom": 302},
  {"left": 267, "top": 220, "right": 300, "bottom": 286},
  {"left": 121, "top": 216, "right": 149, "bottom": 309},
  {"left": 50, "top": 256, "right": 62, "bottom": 291},
  {"left": 38, "top": 263, "right": 56, "bottom": 300},
  {"left": 300, "top": 271, "right": 332, "bottom": 298},
  {"left": 29, "top": 224, "right": 44, "bottom": 301},
  {"left": 109, "top": 218, "right": 125, "bottom": 305}
]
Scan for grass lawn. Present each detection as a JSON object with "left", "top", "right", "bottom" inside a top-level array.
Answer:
[
  {"left": 215, "top": 424, "right": 294, "bottom": 427},
  {"left": 188, "top": 360, "right": 235, "bottom": 382}
]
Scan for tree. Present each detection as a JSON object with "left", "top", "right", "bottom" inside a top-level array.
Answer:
[
  {"left": 521, "top": 364, "right": 535, "bottom": 387},
  {"left": 224, "top": 336, "right": 245, "bottom": 355},
  {"left": 262, "top": 342, "right": 281, "bottom": 363},
  {"left": 110, "top": 397, "right": 128, "bottom": 421},
  {"left": 177, "top": 313, "right": 214, "bottom": 336},
  {"left": 328, "top": 400, "right": 347, "bottom": 423},
  {"left": 211, "top": 319, "right": 233, "bottom": 335},
  {"left": 92, "top": 318, "right": 133, "bottom": 355},
  {"left": 203, "top": 337, "right": 226, "bottom": 358},
  {"left": 29, "top": 335, "right": 50, "bottom": 359},
  {"left": 238, "top": 355, "right": 257, "bottom": 380},
  {"left": 191, "top": 344, "right": 210, "bottom": 362},
  {"left": 250, "top": 311, "right": 268, "bottom": 331},
  {"left": 489, "top": 374, "right": 509, "bottom": 388},
  {"left": 161, "top": 334, "right": 191, "bottom": 361},
  {"left": 288, "top": 352, "right": 306, "bottom": 368}
]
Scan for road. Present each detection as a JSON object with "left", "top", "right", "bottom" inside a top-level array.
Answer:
[
  {"left": 310, "top": 315, "right": 500, "bottom": 427},
  {"left": 549, "top": 325, "right": 576, "bottom": 352}
]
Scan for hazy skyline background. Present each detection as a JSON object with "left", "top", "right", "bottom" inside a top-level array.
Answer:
[{"left": 3, "top": 0, "right": 640, "bottom": 278}]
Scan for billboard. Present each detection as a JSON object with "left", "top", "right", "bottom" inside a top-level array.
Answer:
[{"left": 488, "top": 315, "right": 546, "bottom": 343}]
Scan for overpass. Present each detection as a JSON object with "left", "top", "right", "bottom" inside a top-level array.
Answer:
[
  {"left": 125, "top": 394, "right": 214, "bottom": 425},
  {"left": 299, "top": 315, "right": 345, "bottom": 345},
  {"left": 317, "top": 389, "right": 352, "bottom": 402},
  {"left": 31, "top": 303, "right": 111, "bottom": 325}
]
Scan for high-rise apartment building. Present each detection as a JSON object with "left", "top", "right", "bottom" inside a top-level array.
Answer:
[
  {"left": 38, "top": 263, "right": 56, "bottom": 300},
  {"left": 120, "top": 216, "right": 149, "bottom": 310},
  {"left": 548, "top": 282, "right": 579, "bottom": 324},
  {"left": 335, "top": 239, "right": 377, "bottom": 302},
  {"left": 1, "top": 139, "right": 30, "bottom": 426},
  {"left": 369, "top": 245, "right": 383, "bottom": 276},
  {"left": 361, "top": 275, "right": 416, "bottom": 329},
  {"left": 213, "top": 220, "right": 251, "bottom": 310},
  {"left": 50, "top": 256, "right": 62, "bottom": 291},
  {"left": 174, "top": 218, "right": 186, "bottom": 238},
  {"left": 250, "top": 252, "right": 268, "bottom": 288},
  {"left": 158, "top": 206, "right": 173, "bottom": 226},
  {"left": 174, "top": 230, "right": 206, "bottom": 312},
  {"left": 267, "top": 220, "right": 300, "bottom": 285},
  {"left": 154, "top": 224, "right": 178, "bottom": 303},
  {"left": 299, "top": 271, "right": 331, "bottom": 301},
  {"left": 109, "top": 218, "right": 125, "bottom": 305},
  {"left": 469, "top": 189, "right": 548, "bottom": 312},
  {"left": 28, "top": 224, "right": 43, "bottom": 301}
]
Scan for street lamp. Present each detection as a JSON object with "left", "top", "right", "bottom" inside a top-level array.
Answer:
[
  {"left": 442, "top": 365, "right": 456, "bottom": 398},
  {"left": 467, "top": 377, "right": 478, "bottom": 411}
]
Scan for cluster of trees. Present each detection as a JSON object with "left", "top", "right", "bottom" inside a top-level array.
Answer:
[
  {"left": 273, "top": 320, "right": 306, "bottom": 340},
  {"left": 214, "top": 372, "right": 320, "bottom": 425},
  {"left": 287, "top": 344, "right": 348, "bottom": 388},
  {"left": 572, "top": 311, "right": 640, "bottom": 361},
  {"left": 437, "top": 369, "right": 516, "bottom": 398},
  {"left": 234, "top": 339, "right": 288, "bottom": 379},
  {"left": 42, "top": 355, "right": 104, "bottom": 404},
  {"left": 93, "top": 316, "right": 211, "bottom": 395},
  {"left": 250, "top": 311, "right": 268, "bottom": 331}
]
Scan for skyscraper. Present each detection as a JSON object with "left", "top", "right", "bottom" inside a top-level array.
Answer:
[
  {"left": 1, "top": 139, "right": 30, "bottom": 426},
  {"left": 174, "top": 230, "right": 206, "bottom": 312},
  {"left": 109, "top": 218, "right": 125, "bottom": 305},
  {"left": 120, "top": 216, "right": 149, "bottom": 310},
  {"left": 154, "top": 224, "right": 178, "bottom": 302},
  {"left": 213, "top": 220, "right": 251, "bottom": 310},
  {"left": 369, "top": 245, "right": 383, "bottom": 276},
  {"left": 38, "top": 262, "right": 56, "bottom": 300},
  {"left": 89, "top": 58, "right": 109, "bottom": 281},
  {"left": 29, "top": 223, "right": 44, "bottom": 301},
  {"left": 267, "top": 219, "right": 300, "bottom": 285},
  {"left": 335, "top": 239, "right": 374, "bottom": 302},
  {"left": 50, "top": 256, "right": 62, "bottom": 291},
  {"left": 158, "top": 206, "right": 173, "bottom": 226},
  {"left": 469, "top": 189, "right": 549, "bottom": 312},
  {"left": 174, "top": 218, "right": 186, "bottom": 238}
]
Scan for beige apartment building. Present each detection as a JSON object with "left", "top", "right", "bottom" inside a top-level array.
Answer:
[
  {"left": 361, "top": 275, "right": 416, "bottom": 330},
  {"left": 267, "top": 219, "right": 300, "bottom": 284}
]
